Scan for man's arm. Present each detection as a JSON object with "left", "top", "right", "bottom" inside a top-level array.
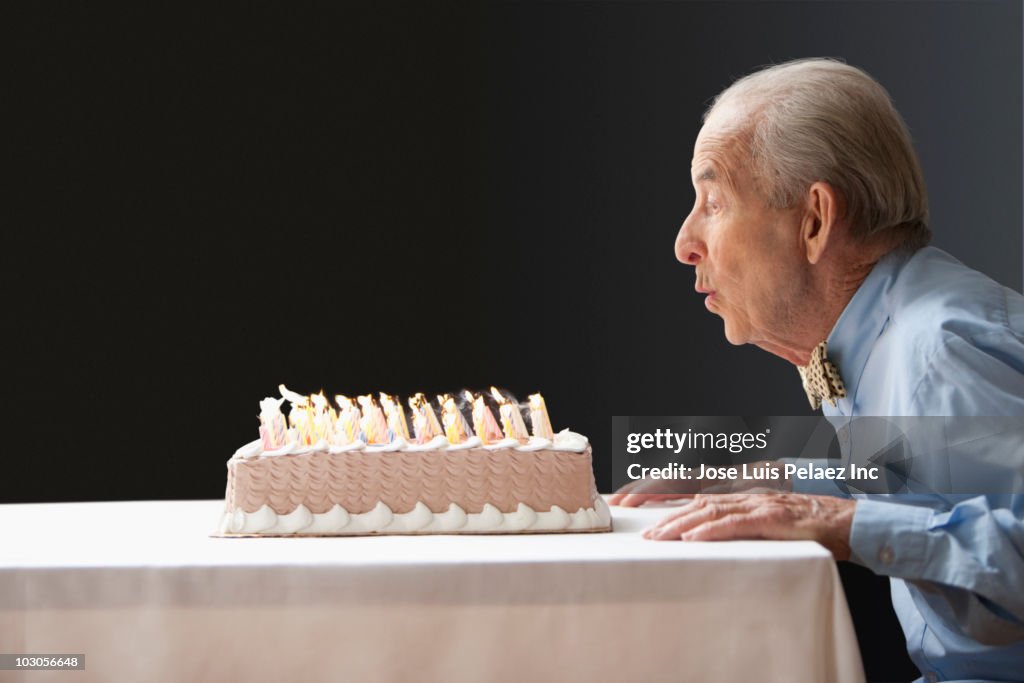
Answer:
[{"left": 849, "top": 495, "right": 1024, "bottom": 645}]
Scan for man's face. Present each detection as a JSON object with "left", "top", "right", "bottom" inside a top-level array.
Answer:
[{"left": 674, "top": 110, "right": 809, "bottom": 350}]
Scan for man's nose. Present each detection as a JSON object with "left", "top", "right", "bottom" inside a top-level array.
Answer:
[{"left": 674, "top": 212, "right": 706, "bottom": 266}]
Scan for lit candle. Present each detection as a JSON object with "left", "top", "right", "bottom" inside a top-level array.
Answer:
[
  {"left": 465, "top": 390, "right": 504, "bottom": 445},
  {"left": 334, "top": 395, "right": 362, "bottom": 444},
  {"left": 490, "top": 387, "right": 530, "bottom": 442},
  {"left": 357, "top": 394, "right": 391, "bottom": 445},
  {"left": 310, "top": 392, "right": 335, "bottom": 443},
  {"left": 408, "top": 392, "right": 443, "bottom": 443},
  {"left": 258, "top": 397, "right": 288, "bottom": 449},
  {"left": 528, "top": 393, "right": 554, "bottom": 440},
  {"left": 438, "top": 393, "right": 473, "bottom": 444},
  {"left": 280, "top": 384, "right": 315, "bottom": 445},
  {"left": 379, "top": 392, "right": 411, "bottom": 441}
]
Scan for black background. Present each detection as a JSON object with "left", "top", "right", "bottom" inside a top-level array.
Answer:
[{"left": 8, "top": 3, "right": 1022, "bottom": 681}]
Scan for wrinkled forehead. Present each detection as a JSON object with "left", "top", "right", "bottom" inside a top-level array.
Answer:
[
  {"left": 694, "top": 102, "right": 750, "bottom": 158},
  {"left": 692, "top": 102, "right": 754, "bottom": 184}
]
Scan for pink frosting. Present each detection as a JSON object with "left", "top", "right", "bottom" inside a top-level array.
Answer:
[{"left": 225, "top": 445, "right": 600, "bottom": 516}]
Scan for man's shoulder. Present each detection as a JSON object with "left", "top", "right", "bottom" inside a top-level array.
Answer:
[
  {"left": 886, "top": 247, "right": 1024, "bottom": 355},
  {"left": 871, "top": 248, "right": 1024, "bottom": 413}
]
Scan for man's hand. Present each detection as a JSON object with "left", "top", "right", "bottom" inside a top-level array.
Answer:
[
  {"left": 642, "top": 492, "right": 856, "bottom": 560},
  {"left": 608, "top": 460, "right": 790, "bottom": 507},
  {"left": 606, "top": 477, "right": 700, "bottom": 507}
]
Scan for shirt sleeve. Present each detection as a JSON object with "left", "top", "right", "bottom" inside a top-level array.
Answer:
[{"left": 849, "top": 496, "right": 1024, "bottom": 645}]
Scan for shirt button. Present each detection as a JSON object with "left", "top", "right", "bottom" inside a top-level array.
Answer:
[
  {"left": 925, "top": 672, "right": 938, "bottom": 683},
  {"left": 838, "top": 426, "right": 850, "bottom": 444},
  {"left": 879, "top": 545, "right": 895, "bottom": 565}
]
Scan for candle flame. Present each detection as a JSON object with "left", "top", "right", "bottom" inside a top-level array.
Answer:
[
  {"left": 357, "top": 394, "right": 391, "bottom": 445},
  {"left": 528, "top": 392, "right": 554, "bottom": 440},
  {"left": 379, "top": 392, "right": 410, "bottom": 441},
  {"left": 258, "top": 396, "right": 288, "bottom": 449},
  {"left": 439, "top": 393, "right": 472, "bottom": 444},
  {"left": 468, "top": 390, "right": 504, "bottom": 445},
  {"left": 332, "top": 395, "right": 361, "bottom": 445},
  {"left": 490, "top": 387, "right": 530, "bottom": 442},
  {"left": 408, "top": 392, "right": 443, "bottom": 443},
  {"left": 310, "top": 391, "right": 330, "bottom": 413}
]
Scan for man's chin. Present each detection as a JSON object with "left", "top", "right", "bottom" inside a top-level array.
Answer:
[{"left": 721, "top": 320, "right": 747, "bottom": 346}]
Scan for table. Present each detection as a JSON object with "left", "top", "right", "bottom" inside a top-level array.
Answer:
[{"left": 0, "top": 500, "right": 864, "bottom": 682}]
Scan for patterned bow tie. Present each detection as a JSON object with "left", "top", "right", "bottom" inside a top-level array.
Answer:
[{"left": 797, "top": 341, "right": 847, "bottom": 410}]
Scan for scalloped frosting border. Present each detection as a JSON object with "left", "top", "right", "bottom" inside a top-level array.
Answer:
[{"left": 216, "top": 497, "right": 612, "bottom": 536}]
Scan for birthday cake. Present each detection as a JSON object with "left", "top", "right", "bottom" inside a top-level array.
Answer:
[{"left": 216, "top": 386, "right": 611, "bottom": 536}]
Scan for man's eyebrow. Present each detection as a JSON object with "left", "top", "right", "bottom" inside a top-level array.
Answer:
[{"left": 694, "top": 167, "right": 717, "bottom": 183}]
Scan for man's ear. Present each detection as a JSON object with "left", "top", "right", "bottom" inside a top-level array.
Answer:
[{"left": 800, "top": 181, "right": 842, "bottom": 265}]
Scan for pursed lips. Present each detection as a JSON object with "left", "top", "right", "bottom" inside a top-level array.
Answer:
[{"left": 695, "top": 283, "right": 717, "bottom": 309}]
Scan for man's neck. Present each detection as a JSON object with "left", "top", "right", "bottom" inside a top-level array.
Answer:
[{"left": 770, "top": 246, "right": 890, "bottom": 366}]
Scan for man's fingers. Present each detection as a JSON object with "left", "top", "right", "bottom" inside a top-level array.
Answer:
[
  {"left": 645, "top": 502, "right": 745, "bottom": 540},
  {"left": 616, "top": 493, "right": 646, "bottom": 508},
  {"left": 618, "top": 493, "right": 689, "bottom": 508},
  {"left": 647, "top": 494, "right": 746, "bottom": 532},
  {"left": 607, "top": 480, "right": 643, "bottom": 505},
  {"left": 679, "top": 513, "right": 764, "bottom": 541},
  {"left": 609, "top": 477, "right": 700, "bottom": 507}
]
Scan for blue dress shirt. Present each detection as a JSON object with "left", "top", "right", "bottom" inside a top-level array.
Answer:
[{"left": 820, "top": 246, "right": 1024, "bottom": 683}]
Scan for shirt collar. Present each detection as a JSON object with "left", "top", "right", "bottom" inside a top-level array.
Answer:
[{"left": 823, "top": 248, "right": 911, "bottom": 416}]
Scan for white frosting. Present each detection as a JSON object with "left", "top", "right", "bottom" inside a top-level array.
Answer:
[
  {"left": 328, "top": 439, "right": 366, "bottom": 454},
  {"left": 529, "top": 505, "right": 571, "bottom": 531},
  {"left": 364, "top": 437, "right": 408, "bottom": 453},
  {"left": 218, "top": 497, "right": 611, "bottom": 536},
  {"left": 264, "top": 504, "right": 313, "bottom": 534},
  {"left": 483, "top": 437, "right": 522, "bottom": 451},
  {"left": 504, "top": 502, "right": 538, "bottom": 531},
  {"left": 262, "top": 441, "right": 298, "bottom": 457},
  {"left": 233, "top": 428, "right": 588, "bottom": 460},
  {"left": 291, "top": 439, "right": 330, "bottom": 456},
  {"left": 303, "top": 504, "right": 350, "bottom": 533},
  {"left": 434, "top": 503, "right": 468, "bottom": 531},
  {"left": 345, "top": 502, "right": 393, "bottom": 532},
  {"left": 463, "top": 503, "right": 505, "bottom": 531},
  {"left": 384, "top": 502, "right": 433, "bottom": 532},
  {"left": 405, "top": 435, "right": 450, "bottom": 452},
  {"left": 233, "top": 439, "right": 264, "bottom": 459},
  {"left": 516, "top": 436, "right": 553, "bottom": 452},
  {"left": 552, "top": 429, "right": 588, "bottom": 452},
  {"left": 231, "top": 504, "right": 277, "bottom": 533},
  {"left": 445, "top": 436, "right": 483, "bottom": 451}
]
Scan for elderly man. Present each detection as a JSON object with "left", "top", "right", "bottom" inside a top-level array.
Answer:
[{"left": 609, "top": 59, "right": 1024, "bottom": 681}]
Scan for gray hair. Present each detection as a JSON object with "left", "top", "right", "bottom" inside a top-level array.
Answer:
[{"left": 707, "top": 58, "right": 930, "bottom": 248}]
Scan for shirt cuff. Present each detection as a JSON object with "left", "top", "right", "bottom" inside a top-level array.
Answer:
[{"left": 848, "top": 499, "right": 934, "bottom": 576}]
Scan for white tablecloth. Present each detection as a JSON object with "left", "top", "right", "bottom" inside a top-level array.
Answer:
[{"left": 0, "top": 500, "right": 863, "bottom": 683}]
